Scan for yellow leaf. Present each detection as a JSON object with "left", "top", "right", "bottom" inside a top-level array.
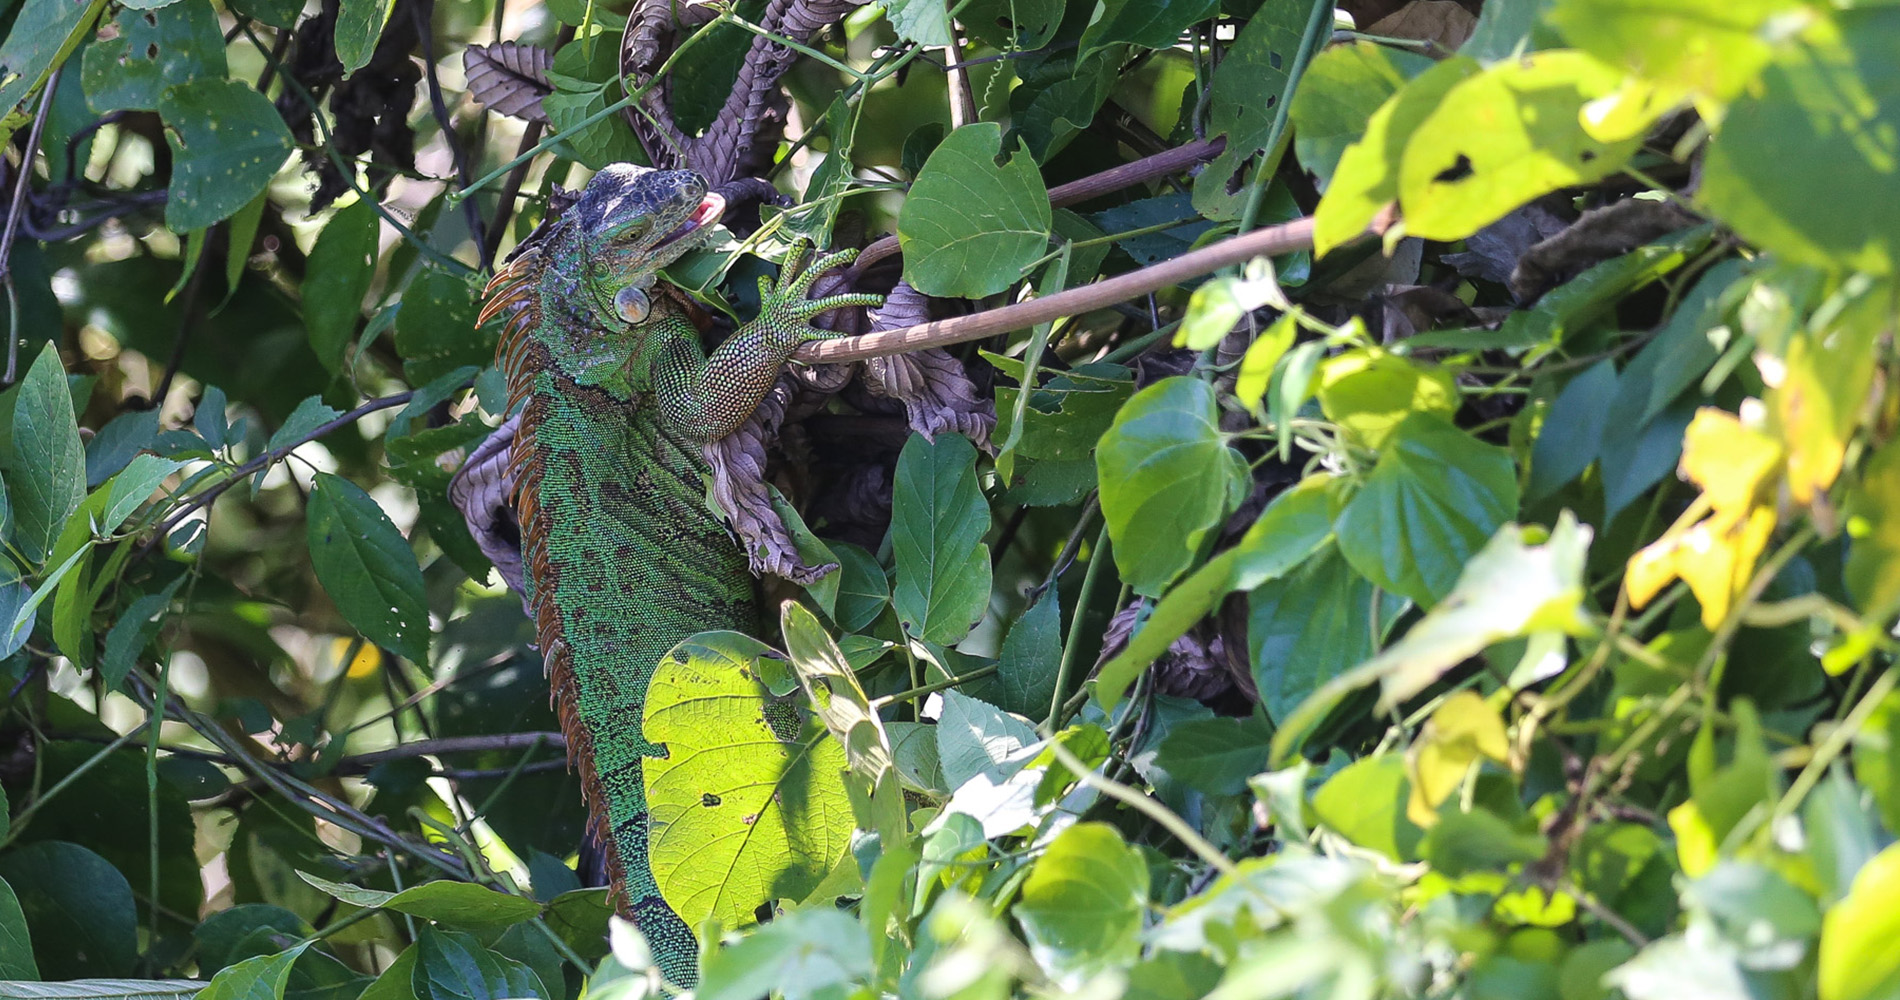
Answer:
[
  {"left": 1668, "top": 800, "right": 1717, "bottom": 878},
  {"left": 1675, "top": 506, "right": 1778, "bottom": 628},
  {"left": 1405, "top": 691, "right": 1510, "bottom": 826},
  {"left": 1770, "top": 290, "right": 1883, "bottom": 503},
  {"left": 332, "top": 637, "right": 383, "bottom": 678},
  {"left": 1680, "top": 406, "right": 1783, "bottom": 516}
]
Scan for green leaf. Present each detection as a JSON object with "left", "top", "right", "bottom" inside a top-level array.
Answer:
[
  {"left": 1175, "top": 270, "right": 1283, "bottom": 351},
  {"left": 644, "top": 631, "right": 854, "bottom": 931},
  {"left": 1701, "top": 9, "right": 1900, "bottom": 275},
  {"left": 1193, "top": 0, "right": 1315, "bottom": 220},
  {"left": 196, "top": 946, "right": 306, "bottom": 1000},
  {"left": 0, "top": 876, "right": 37, "bottom": 979},
  {"left": 1250, "top": 542, "right": 1401, "bottom": 728},
  {"left": 99, "top": 579, "right": 184, "bottom": 690},
  {"left": 826, "top": 542, "right": 887, "bottom": 633},
  {"left": 0, "top": 842, "right": 137, "bottom": 979},
  {"left": 81, "top": 0, "right": 228, "bottom": 112},
  {"left": 541, "top": 84, "right": 646, "bottom": 171},
  {"left": 958, "top": 591, "right": 1061, "bottom": 720},
  {"left": 1820, "top": 842, "right": 1900, "bottom": 1000},
  {"left": 885, "top": 0, "right": 952, "bottom": 46},
  {"left": 1398, "top": 51, "right": 1640, "bottom": 240},
  {"left": 0, "top": 0, "right": 105, "bottom": 141},
  {"left": 395, "top": 268, "right": 488, "bottom": 384},
  {"left": 1011, "top": 822, "right": 1148, "bottom": 987},
  {"left": 1316, "top": 347, "right": 1459, "bottom": 451},
  {"left": 1349, "top": 514, "right": 1592, "bottom": 711},
  {"left": 303, "top": 199, "right": 380, "bottom": 371},
  {"left": 1310, "top": 756, "right": 1423, "bottom": 861},
  {"left": 1097, "top": 377, "right": 1248, "bottom": 597},
  {"left": 102, "top": 454, "right": 186, "bottom": 534},
  {"left": 891, "top": 433, "right": 991, "bottom": 644},
  {"left": 1152, "top": 715, "right": 1275, "bottom": 796},
  {"left": 1235, "top": 311, "right": 1299, "bottom": 411},
  {"left": 411, "top": 927, "right": 541, "bottom": 1000},
  {"left": 306, "top": 473, "right": 431, "bottom": 662},
  {"left": 296, "top": 874, "right": 543, "bottom": 930},
  {"left": 335, "top": 0, "right": 397, "bottom": 76},
  {"left": 698, "top": 908, "right": 872, "bottom": 1000},
  {"left": 1551, "top": 0, "right": 1801, "bottom": 103},
  {"left": 958, "top": 0, "right": 1062, "bottom": 49},
  {"left": 1845, "top": 443, "right": 1900, "bottom": 618},
  {"left": 1289, "top": 42, "right": 1430, "bottom": 189},
  {"left": 1527, "top": 358, "right": 1617, "bottom": 502},
  {"left": 1314, "top": 56, "right": 1480, "bottom": 255},
  {"left": 84, "top": 410, "right": 160, "bottom": 488},
  {"left": 936, "top": 688, "right": 1038, "bottom": 790},
  {"left": 1078, "top": 0, "right": 1215, "bottom": 58},
  {"left": 158, "top": 79, "right": 293, "bottom": 231},
  {"left": 1096, "top": 474, "right": 1336, "bottom": 709},
  {"left": 898, "top": 122, "right": 1051, "bottom": 298},
  {"left": 1422, "top": 807, "right": 1548, "bottom": 876},
  {"left": 1334, "top": 413, "right": 1520, "bottom": 607},
  {"left": 9, "top": 342, "right": 85, "bottom": 564}
]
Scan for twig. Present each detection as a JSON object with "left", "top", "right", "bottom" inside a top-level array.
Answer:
[
  {"left": 0, "top": 66, "right": 63, "bottom": 387},
  {"left": 414, "top": 0, "right": 491, "bottom": 271},
  {"left": 152, "top": 243, "right": 212, "bottom": 407},
  {"left": 1047, "top": 738, "right": 1237, "bottom": 876},
  {"left": 795, "top": 215, "right": 1319, "bottom": 364},
  {"left": 139, "top": 389, "right": 419, "bottom": 556}
]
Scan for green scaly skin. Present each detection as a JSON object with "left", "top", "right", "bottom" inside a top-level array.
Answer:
[{"left": 487, "top": 164, "right": 879, "bottom": 985}]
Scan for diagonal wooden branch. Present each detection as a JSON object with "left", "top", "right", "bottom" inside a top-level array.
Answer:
[{"left": 793, "top": 215, "right": 1325, "bottom": 365}]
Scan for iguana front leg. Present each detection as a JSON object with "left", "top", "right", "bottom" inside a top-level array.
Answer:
[{"left": 655, "top": 246, "right": 882, "bottom": 443}]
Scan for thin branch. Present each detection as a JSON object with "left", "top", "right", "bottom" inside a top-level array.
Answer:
[
  {"left": 140, "top": 389, "right": 419, "bottom": 556},
  {"left": 795, "top": 214, "right": 1321, "bottom": 364},
  {"left": 0, "top": 66, "right": 63, "bottom": 387},
  {"left": 413, "top": 0, "right": 491, "bottom": 271},
  {"left": 152, "top": 242, "right": 212, "bottom": 407}
]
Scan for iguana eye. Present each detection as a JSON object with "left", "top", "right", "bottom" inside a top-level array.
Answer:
[{"left": 614, "top": 286, "right": 651, "bottom": 324}]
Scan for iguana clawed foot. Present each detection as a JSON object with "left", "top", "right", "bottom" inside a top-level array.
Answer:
[{"left": 755, "top": 245, "right": 885, "bottom": 351}]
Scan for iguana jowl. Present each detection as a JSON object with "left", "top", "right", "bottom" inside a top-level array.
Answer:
[{"left": 464, "top": 163, "right": 878, "bottom": 983}]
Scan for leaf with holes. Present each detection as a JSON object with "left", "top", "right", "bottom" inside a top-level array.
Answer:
[
  {"left": 158, "top": 79, "right": 293, "bottom": 231},
  {"left": 81, "top": 0, "right": 227, "bottom": 113},
  {"left": 1398, "top": 51, "right": 1640, "bottom": 240},
  {"left": 645, "top": 631, "right": 854, "bottom": 931}
]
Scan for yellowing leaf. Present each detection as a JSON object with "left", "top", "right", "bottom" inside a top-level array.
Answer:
[
  {"left": 331, "top": 637, "right": 382, "bottom": 678},
  {"left": 1770, "top": 286, "right": 1884, "bottom": 504},
  {"left": 1317, "top": 348, "right": 1459, "bottom": 451},
  {"left": 1667, "top": 800, "right": 1718, "bottom": 878},
  {"left": 1845, "top": 444, "right": 1900, "bottom": 618},
  {"left": 1819, "top": 842, "right": 1900, "bottom": 1000},
  {"left": 1681, "top": 407, "right": 1784, "bottom": 516},
  {"left": 1629, "top": 505, "right": 1778, "bottom": 628},
  {"left": 1406, "top": 691, "right": 1512, "bottom": 827},
  {"left": 1234, "top": 311, "right": 1299, "bottom": 411},
  {"left": 1398, "top": 51, "right": 1641, "bottom": 241}
]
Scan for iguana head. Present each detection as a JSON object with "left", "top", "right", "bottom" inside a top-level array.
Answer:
[
  {"left": 486, "top": 164, "right": 727, "bottom": 393},
  {"left": 567, "top": 164, "right": 726, "bottom": 308}
]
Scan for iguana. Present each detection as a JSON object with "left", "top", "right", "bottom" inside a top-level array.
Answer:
[{"left": 457, "top": 163, "right": 880, "bottom": 984}]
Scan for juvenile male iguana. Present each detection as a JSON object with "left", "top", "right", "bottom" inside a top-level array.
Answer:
[{"left": 456, "top": 163, "right": 879, "bottom": 984}]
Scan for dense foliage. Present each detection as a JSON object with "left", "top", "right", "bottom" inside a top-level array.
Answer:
[{"left": 0, "top": 0, "right": 1896, "bottom": 998}]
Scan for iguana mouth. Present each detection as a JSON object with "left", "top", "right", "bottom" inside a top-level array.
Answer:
[{"left": 656, "top": 192, "right": 726, "bottom": 249}]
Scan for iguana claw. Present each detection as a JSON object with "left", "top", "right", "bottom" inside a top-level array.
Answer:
[{"left": 755, "top": 245, "right": 885, "bottom": 348}]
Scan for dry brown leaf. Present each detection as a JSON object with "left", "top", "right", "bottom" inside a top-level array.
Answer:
[
  {"left": 464, "top": 41, "right": 553, "bottom": 123},
  {"left": 1365, "top": 0, "right": 1477, "bottom": 49}
]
